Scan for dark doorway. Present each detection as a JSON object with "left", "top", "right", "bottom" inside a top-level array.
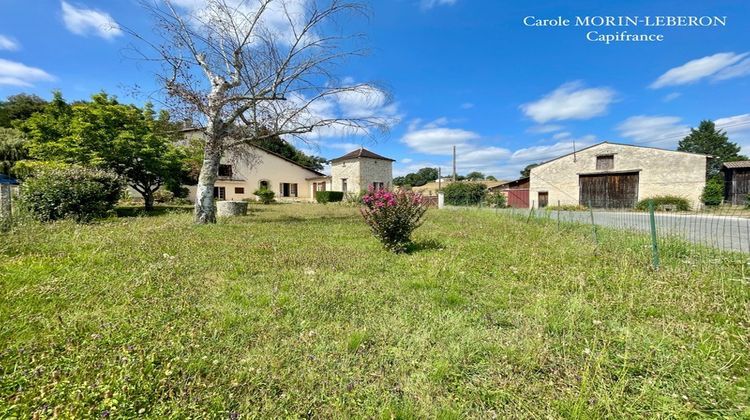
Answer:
[
  {"left": 579, "top": 172, "right": 639, "bottom": 208},
  {"left": 538, "top": 191, "right": 548, "bottom": 208}
]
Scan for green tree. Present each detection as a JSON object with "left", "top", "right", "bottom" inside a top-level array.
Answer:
[
  {"left": 466, "top": 171, "right": 485, "bottom": 180},
  {"left": 392, "top": 167, "right": 438, "bottom": 187},
  {"left": 486, "top": 175, "right": 497, "bottom": 181},
  {"left": 678, "top": 120, "right": 745, "bottom": 178},
  {"left": 252, "top": 136, "right": 326, "bottom": 171},
  {"left": 520, "top": 163, "right": 539, "bottom": 178},
  {"left": 0, "top": 93, "right": 47, "bottom": 128},
  {"left": 0, "top": 128, "right": 27, "bottom": 176},
  {"left": 22, "top": 92, "right": 184, "bottom": 210}
]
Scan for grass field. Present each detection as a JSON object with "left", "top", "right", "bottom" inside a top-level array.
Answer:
[{"left": 1, "top": 204, "right": 749, "bottom": 418}]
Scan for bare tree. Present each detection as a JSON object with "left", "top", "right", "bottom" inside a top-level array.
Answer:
[{"left": 132, "top": 0, "right": 391, "bottom": 223}]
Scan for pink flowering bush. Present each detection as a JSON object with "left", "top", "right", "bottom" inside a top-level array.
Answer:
[{"left": 360, "top": 187, "right": 428, "bottom": 253}]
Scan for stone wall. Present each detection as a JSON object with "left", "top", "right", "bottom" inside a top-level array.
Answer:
[
  {"left": 359, "top": 159, "right": 393, "bottom": 191},
  {"left": 529, "top": 143, "right": 708, "bottom": 208},
  {"left": 331, "top": 159, "right": 362, "bottom": 193}
]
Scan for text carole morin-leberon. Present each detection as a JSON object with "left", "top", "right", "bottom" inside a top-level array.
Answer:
[{"left": 523, "top": 15, "right": 728, "bottom": 44}]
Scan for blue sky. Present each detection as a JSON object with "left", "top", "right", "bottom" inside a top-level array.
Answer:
[{"left": 1, "top": 0, "right": 749, "bottom": 179}]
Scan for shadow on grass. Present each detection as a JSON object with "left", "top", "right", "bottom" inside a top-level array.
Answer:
[
  {"left": 406, "top": 238, "right": 446, "bottom": 254},
  {"left": 115, "top": 205, "right": 193, "bottom": 218}
]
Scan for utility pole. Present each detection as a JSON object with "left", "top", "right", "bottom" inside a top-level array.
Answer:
[
  {"left": 438, "top": 167, "right": 442, "bottom": 191},
  {"left": 452, "top": 145, "right": 457, "bottom": 182}
]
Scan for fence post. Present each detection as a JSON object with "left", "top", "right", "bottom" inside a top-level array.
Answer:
[
  {"left": 0, "top": 184, "right": 11, "bottom": 218},
  {"left": 648, "top": 199, "right": 660, "bottom": 270},
  {"left": 527, "top": 200, "right": 535, "bottom": 223},
  {"left": 437, "top": 192, "right": 444, "bottom": 209},
  {"left": 588, "top": 200, "right": 598, "bottom": 251}
]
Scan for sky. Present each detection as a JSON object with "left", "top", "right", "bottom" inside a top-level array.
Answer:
[{"left": 0, "top": 0, "right": 749, "bottom": 180}]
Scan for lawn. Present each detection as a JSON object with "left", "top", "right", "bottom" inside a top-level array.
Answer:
[{"left": 1, "top": 204, "right": 748, "bottom": 418}]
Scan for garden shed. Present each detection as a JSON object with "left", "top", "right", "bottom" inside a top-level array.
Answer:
[{"left": 722, "top": 161, "right": 750, "bottom": 205}]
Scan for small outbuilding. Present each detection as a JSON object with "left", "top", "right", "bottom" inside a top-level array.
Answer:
[
  {"left": 529, "top": 142, "right": 710, "bottom": 209},
  {"left": 722, "top": 161, "right": 750, "bottom": 205},
  {"left": 489, "top": 177, "right": 529, "bottom": 208}
]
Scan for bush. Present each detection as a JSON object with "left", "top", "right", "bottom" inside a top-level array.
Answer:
[
  {"left": 701, "top": 177, "right": 724, "bottom": 206},
  {"left": 254, "top": 188, "right": 275, "bottom": 204},
  {"left": 153, "top": 189, "right": 174, "bottom": 203},
  {"left": 315, "top": 191, "right": 344, "bottom": 204},
  {"left": 442, "top": 182, "right": 487, "bottom": 206},
  {"left": 20, "top": 167, "right": 123, "bottom": 222},
  {"left": 547, "top": 204, "right": 587, "bottom": 211},
  {"left": 635, "top": 196, "right": 691, "bottom": 212},
  {"left": 484, "top": 191, "right": 506, "bottom": 208},
  {"left": 360, "top": 188, "right": 428, "bottom": 253}
]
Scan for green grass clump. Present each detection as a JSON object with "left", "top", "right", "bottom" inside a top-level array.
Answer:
[
  {"left": 635, "top": 196, "right": 691, "bottom": 211},
  {"left": 1, "top": 204, "right": 748, "bottom": 418}
]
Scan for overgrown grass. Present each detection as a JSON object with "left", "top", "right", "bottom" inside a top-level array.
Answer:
[{"left": 1, "top": 204, "right": 749, "bottom": 418}]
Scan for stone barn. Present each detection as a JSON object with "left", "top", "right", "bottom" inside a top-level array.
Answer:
[{"left": 529, "top": 142, "right": 710, "bottom": 209}]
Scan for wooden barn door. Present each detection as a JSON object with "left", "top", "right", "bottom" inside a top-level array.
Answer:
[
  {"left": 731, "top": 170, "right": 750, "bottom": 205},
  {"left": 579, "top": 173, "right": 638, "bottom": 208}
]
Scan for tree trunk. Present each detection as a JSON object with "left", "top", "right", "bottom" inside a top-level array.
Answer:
[
  {"left": 143, "top": 190, "right": 155, "bottom": 211},
  {"left": 194, "top": 140, "right": 221, "bottom": 224}
]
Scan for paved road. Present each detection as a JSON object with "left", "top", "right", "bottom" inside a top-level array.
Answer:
[{"left": 455, "top": 207, "right": 750, "bottom": 253}]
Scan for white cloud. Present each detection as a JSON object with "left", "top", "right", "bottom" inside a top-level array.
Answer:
[
  {"left": 421, "top": 0, "right": 457, "bottom": 10},
  {"left": 0, "top": 58, "right": 55, "bottom": 87},
  {"left": 616, "top": 115, "right": 690, "bottom": 146},
  {"left": 715, "top": 114, "right": 750, "bottom": 141},
  {"left": 511, "top": 137, "right": 596, "bottom": 163},
  {"left": 329, "top": 142, "right": 363, "bottom": 151},
  {"left": 662, "top": 92, "right": 681, "bottom": 102},
  {"left": 650, "top": 52, "right": 749, "bottom": 88},
  {"left": 0, "top": 35, "right": 19, "bottom": 51},
  {"left": 520, "top": 81, "right": 616, "bottom": 123},
  {"left": 552, "top": 131, "right": 571, "bottom": 140},
  {"left": 61, "top": 1, "right": 122, "bottom": 40},
  {"left": 526, "top": 124, "right": 564, "bottom": 134},
  {"left": 460, "top": 102, "right": 474, "bottom": 109},
  {"left": 713, "top": 58, "right": 750, "bottom": 81},
  {"left": 400, "top": 158, "right": 413, "bottom": 164}
]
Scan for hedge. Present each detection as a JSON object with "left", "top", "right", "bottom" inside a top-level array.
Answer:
[
  {"left": 442, "top": 182, "right": 487, "bottom": 206},
  {"left": 635, "top": 196, "right": 690, "bottom": 212},
  {"left": 20, "top": 166, "right": 123, "bottom": 222},
  {"left": 315, "top": 191, "right": 344, "bottom": 204}
]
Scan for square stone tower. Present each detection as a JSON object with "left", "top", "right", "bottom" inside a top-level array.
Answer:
[{"left": 330, "top": 148, "right": 394, "bottom": 194}]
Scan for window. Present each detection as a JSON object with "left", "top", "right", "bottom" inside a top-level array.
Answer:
[
  {"left": 279, "top": 183, "right": 298, "bottom": 197},
  {"left": 341, "top": 178, "right": 348, "bottom": 193},
  {"left": 235, "top": 187, "right": 245, "bottom": 194},
  {"left": 596, "top": 155, "right": 614, "bottom": 170},
  {"left": 259, "top": 180, "right": 269, "bottom": 190},
  {"left": 372, "top": 182, "right": 385, "bottom": 191},
  {"left": 213, "top": 186, "right": 226, "bottom": 200},
  {"left": 218, "top": 164, "right": 233, "bottom": 177}
]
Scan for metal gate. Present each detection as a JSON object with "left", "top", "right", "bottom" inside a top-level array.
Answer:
[{"left": 579, "top": 172, "right": 639, "bottom": 208}]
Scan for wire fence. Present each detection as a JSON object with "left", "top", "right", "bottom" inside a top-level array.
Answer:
[{"left": 440, "top": 198, "right": 750, "bottom": 271}]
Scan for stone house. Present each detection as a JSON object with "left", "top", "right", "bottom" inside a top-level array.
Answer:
[
  {"left": 529, "top": 142, "right": 710, "bottom": 209},
  {"left": 181, "top": 129, "right": 393, "bottom": 202}
]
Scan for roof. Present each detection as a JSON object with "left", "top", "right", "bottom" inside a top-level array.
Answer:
[
  {"left": 0, "top": 174, "right": 19, "bottom": 185},
  {"left": 723, "top": 161, "right": 750, "bottom": 169},
  {"left": 492, "top": 177, "right": 529, "bottom": 189},
  {"left": 532, "top": 141, "right": 713, "bottom": 172},
  {"left": 330, "top": 147, "right": 395, "bottom": 163},
  {"left": 179, "top": 128, "right": 325, "bottom": 176}
]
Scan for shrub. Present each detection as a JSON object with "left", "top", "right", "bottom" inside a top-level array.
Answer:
[
  {"left": 315, "top": 191, "right": 344, "bottom": 204},
  {"left": 254, "top": 188, "right": 275, "bottom": 204},
  {"left": 635, "top": 196, "right": 690, "bottom": 212},
  {"left": 484, "top": 191, "right": 506, "bottom": 208},
  {"left": 153, "top": 189, "right": 174, "bottom": 203},
  {"left": 701, "top": 177, "right": 724, "bottom": 206},
  {"left": 547, "top": 204, "right": 587, "bottom": 211},
  {"left": 442, "top": 182, "right": 486, "bottom": 206},
  {"left": 20, "top": 167, "right": 122, "bottom": 222},
  {"left": 360, "top": 188, "right": 428, "bottom": 253}
]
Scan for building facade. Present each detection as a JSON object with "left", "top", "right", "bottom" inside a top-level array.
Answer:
[
  {"left": 529, "top": 142, "right": 710, "bottom": 209},
  {"left": 181, "top": 129, "right": 394, "bottom": 202}
]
